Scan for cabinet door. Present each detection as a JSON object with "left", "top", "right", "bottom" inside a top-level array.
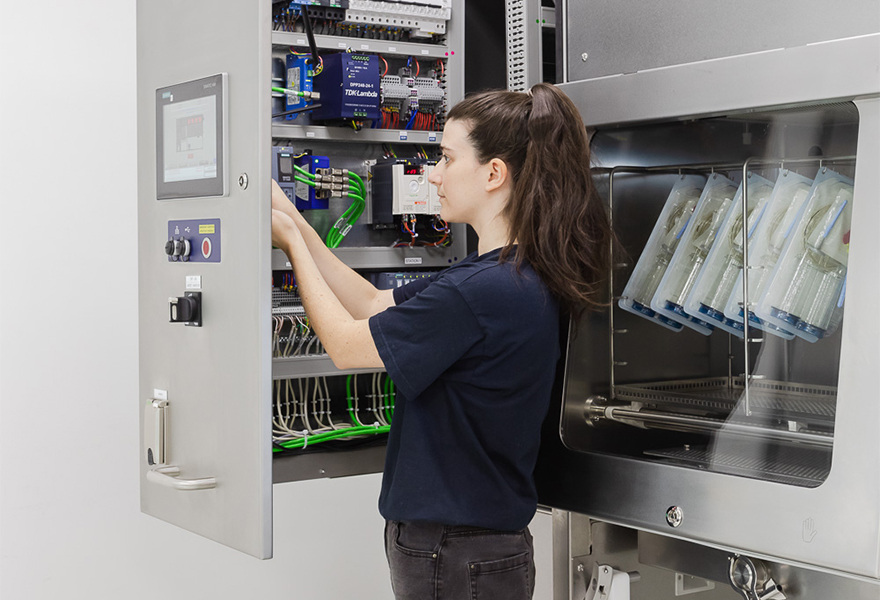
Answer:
[{"left": 137, "top": 0, "right": 272, "bottom": 558}]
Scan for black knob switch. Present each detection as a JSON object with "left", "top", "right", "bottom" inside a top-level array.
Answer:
[
  {"left": 169, "top": 292, "right": 202, "bottom": 327},
  {"left": 165, "top": 240, "right": 175, "bottom": 256}
]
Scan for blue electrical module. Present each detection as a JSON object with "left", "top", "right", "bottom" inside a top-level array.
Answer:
[
  {"left": 272, "top": 147, "right": 330, "bottom": 210},
  {"left": 285, "top": 54, "right": 313, "bottom": 120},
  {"left": 311, "top": 53, "right": 381, "bottom": 122}
]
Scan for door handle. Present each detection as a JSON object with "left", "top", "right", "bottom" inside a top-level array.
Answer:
[{"left": 147, "top": 465, "right": 217, "bottom": 491}]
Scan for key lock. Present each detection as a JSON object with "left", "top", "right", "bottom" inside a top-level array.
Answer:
[
  {"left": 729, "top": 555, "right": 786, "bottom": 600},
  {"left": 144, "top": 395, "right": 216, "bottom": 491}
]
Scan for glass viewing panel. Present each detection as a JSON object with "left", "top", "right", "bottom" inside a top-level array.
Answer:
[{"left": 563, "top": 103, "right": 859, "bottom": 488}]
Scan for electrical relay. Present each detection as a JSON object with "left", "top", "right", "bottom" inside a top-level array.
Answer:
[
  {"left": 272, "top": 147, "right": 330, "bottom": 210},
  {"left": 311, "top": 53, "right": 380, "bottom": 122},
  {"left": 371, "top": 158, "right": 440, "bottom": 223},
  {"left": 372, "top": 271, "right": 436, "bottom": 290},
  {"left": 284, "top": 54, "right": 313, "bottom": 120}
]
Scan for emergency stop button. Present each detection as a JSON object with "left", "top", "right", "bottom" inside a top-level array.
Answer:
[{"left": 201, "top": 237, "right": 212, "bottom": 259}]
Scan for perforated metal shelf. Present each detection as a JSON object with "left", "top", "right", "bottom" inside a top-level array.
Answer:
[
  {"left": 614, "top": 376, "right": 837, "bottom": 424},
  {"left": 645, "top": 443, "right": 831, "bottom": 488}
]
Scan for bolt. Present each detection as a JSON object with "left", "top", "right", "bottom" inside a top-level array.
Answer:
[
  {"left": 581, "top": 53, "right": 589, "bottom": 62},
  {"left": 238, "top": 173, "right": 249, "bottom": 190},
  {"left": 577, "top": 564, "right": 585, "bottom": 572}
]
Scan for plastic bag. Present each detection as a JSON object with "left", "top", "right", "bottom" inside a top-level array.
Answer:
[
  {"left": 723, "top": 170, "right": 814, "bottom": 340},
  {"left": 753, "top": 168, "right": 854, "bottom": 342},
  {"left": 651, "top": 173, "right": 738, "bottom": 335},
  {"left": 684, "top": 173, "right": 775, "bottom": 338},
  {"left": 618, "top": 175, "right": 706, "bottom": 332}
]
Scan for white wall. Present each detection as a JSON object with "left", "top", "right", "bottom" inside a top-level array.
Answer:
[{"left": 0, "top": 2, "right": 552, "bottom": 598}]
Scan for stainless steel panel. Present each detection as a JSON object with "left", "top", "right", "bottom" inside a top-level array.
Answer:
[
  {"left": 272, "top": 446, "right": 386, "bottom": 484},
  {"left": 563, "top": 520, "right": 740, "bottom": 600},
  {"left": 559, "top": 34, "right": 880, "bottom": 127},
  {"left": 565, "top": 0, "right": 879, "bottom": 82},
  {"left": 638, "top": 531, "right": 880, "bottom": 600},
  {"left": 137, "top": 0, "right": 272, "bottom": 558}
]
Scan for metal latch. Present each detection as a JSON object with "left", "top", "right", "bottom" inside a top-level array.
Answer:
[
  {"left": 575, "top": 563, "right": 641, "bottom": 600},
  {"left": 729, "top": 555, "right": 786, "bottom": 600}
]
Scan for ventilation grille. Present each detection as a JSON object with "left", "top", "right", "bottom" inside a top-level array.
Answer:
[{"left": 506, "top": 0, "right": 528, "bottom": 92}]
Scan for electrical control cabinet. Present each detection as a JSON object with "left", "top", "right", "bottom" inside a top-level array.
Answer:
[{"left": 138, "top": 0, "right": 465, "bottom": 559}]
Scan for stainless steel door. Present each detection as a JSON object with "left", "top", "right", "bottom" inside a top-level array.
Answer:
[{"left": 137, "top": 0, "right": 272, "bottom": 558}]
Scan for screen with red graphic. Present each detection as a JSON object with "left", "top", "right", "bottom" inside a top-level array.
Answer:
[{"left": 163, "top": 95, "right": 217, "bottom": 183}]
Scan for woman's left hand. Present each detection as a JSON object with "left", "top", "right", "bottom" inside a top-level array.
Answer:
[{"left": 272, "top": 208, "right": 303, "bottom": 254}]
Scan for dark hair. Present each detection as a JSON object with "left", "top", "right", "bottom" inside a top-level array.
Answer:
[{"left": 447, "top": 83, "right": 613, "bottom": 319}]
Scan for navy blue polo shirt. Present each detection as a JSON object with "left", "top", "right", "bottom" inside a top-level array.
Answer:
[{"left": 368, "top": 247, "right": 560, "bottom": 531}]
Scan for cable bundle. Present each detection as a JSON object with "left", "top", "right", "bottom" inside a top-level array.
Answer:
[
  {"left": 289, "top": 164, "right": 367, "bottom": 248},
  {"left": 272, "top": 373, "right": 396, "bottom": 452}
]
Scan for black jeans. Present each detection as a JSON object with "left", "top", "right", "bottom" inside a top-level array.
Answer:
[{"left": 384, "top": 520, "right": 536, "bottom": 600}]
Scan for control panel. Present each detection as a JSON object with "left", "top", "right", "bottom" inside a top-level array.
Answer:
[{"left": 166, "top": 218, "right": 221, "bottom": 263}]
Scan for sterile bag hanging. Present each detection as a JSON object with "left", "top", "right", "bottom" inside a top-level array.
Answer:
[
  {"left": 650, "top": 173, "right": 738, "bottom": 335},
  {"left": 723, "top": 170, "right": 814, "bottom": 340},
  {"left": 618, "top": 175, "right": 707, "bottom": 332},
  {"left": 753, "top": 168, "right": 854, "bottom": 343},
  {"left": 683, "top": 172, "right": 774, "bottom": 338}
]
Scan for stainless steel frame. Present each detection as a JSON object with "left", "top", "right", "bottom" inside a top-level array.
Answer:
[{"left": 538, "top": 20, "right": 880, "bottom": 588}]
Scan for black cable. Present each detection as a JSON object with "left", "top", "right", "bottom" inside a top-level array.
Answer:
[
  {"left": 272, "top": 103, "right": 322, "bottom": 119},
  {"left": 301, "top": 5, "right": 321, "bottom": 71}
]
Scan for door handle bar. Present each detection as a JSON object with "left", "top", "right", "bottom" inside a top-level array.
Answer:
[{"left": 147, "top": 465, "right": 217, "bottom": 491}]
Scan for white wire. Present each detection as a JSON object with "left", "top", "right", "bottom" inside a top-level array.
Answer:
[
  {"left": 294, "top": 316, "right": 309, "bottom": 356},
  {"left": 312, "top": 376, "right": 326, "bottom": 428},
  {"left": 272, "top": 316, "right": 284, "bottom": 357},
  {"left": 273, "top": 379, "right": 306, "bottom": 439},
  {"left": 352, "top": 374, "right": 361, "bottom": 426},
  {"left": 283, "top": 316, "right": 296, "bottom": 357},
  {"left": 373, "top": 372, "right": 387, "bottom": 426},
  {"left": 321, "top": 376, "right": 339, "bottom": 430}
]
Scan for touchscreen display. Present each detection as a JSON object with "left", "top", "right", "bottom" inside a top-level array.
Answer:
[{"left": 162, "top": 96, "right": 218, "bottom": 183}]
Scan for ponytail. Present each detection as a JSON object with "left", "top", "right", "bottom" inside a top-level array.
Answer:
[{"left": 447, "top": 83, "right": 613, "bottom": 319}]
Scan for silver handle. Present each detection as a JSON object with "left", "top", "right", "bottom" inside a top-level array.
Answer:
[{"left": 147, "top": 465, "right": 217, "bottom": 491}]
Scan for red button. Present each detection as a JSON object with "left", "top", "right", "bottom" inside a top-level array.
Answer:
[{"left": 201, "top": 238, "right": 212, "bottom": 259}]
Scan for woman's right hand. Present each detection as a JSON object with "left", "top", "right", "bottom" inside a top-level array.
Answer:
[{"left": 272, "top": 179, "right": 308, "bottom": 228}]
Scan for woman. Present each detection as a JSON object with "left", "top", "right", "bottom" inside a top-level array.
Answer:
[{"left": 271, "top": 82, "right": 612, "bottom": 600}]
